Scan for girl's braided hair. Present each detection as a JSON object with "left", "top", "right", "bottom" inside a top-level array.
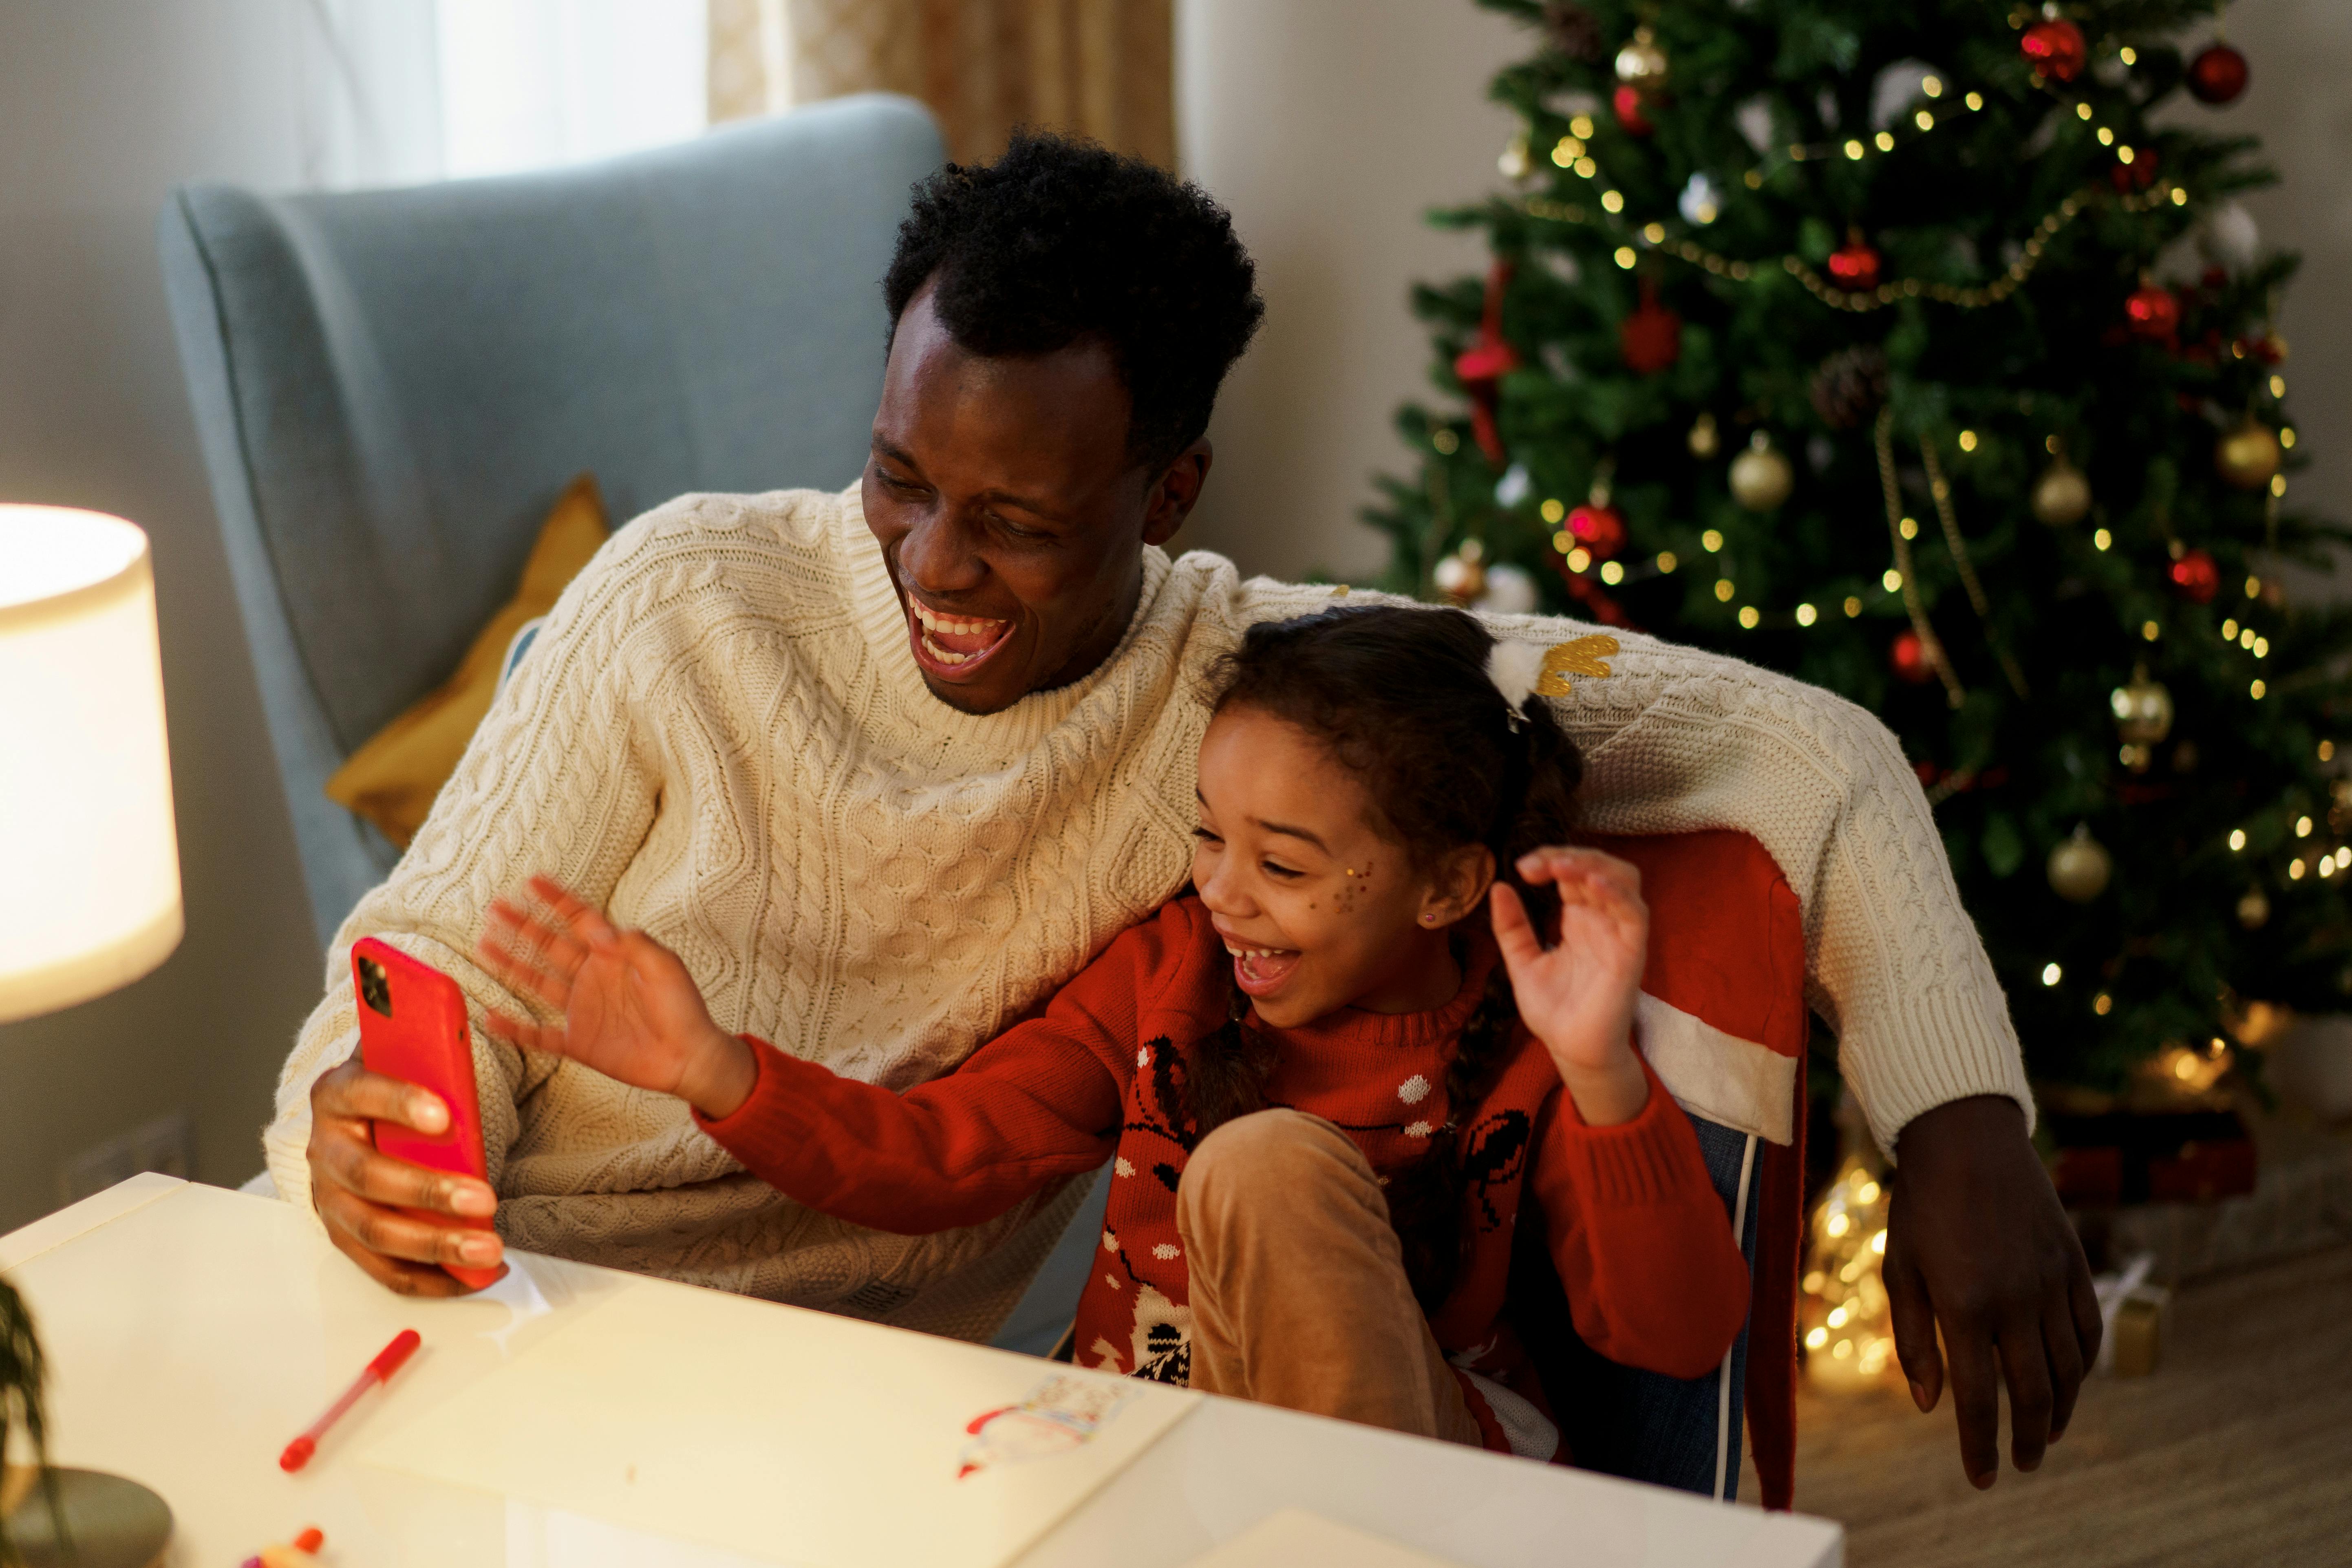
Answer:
[{"left": 1184, "top": 604, "right": 1584, "bottom": 1307}]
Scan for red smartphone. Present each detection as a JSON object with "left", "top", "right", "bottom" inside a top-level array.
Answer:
[{"left": 351, "top": 937, "right": 502, "bottom": 1289}]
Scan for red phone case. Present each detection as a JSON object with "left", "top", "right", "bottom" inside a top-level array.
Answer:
[{"left": 351, "top": 937, "right": 502, "bottom": 1289}]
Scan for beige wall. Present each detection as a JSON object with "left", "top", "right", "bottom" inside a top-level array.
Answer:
[
  {"left": 1177, "top": 0, "right": 2352, "bottom": 585},
  {"left": 2220, "top": 0, "right": 2352, "bottom": 542},
  {"left": 1176, "top": 0, "right": 1524, "bottom": 581},
  {"left": 0, "top": 9, "right": 328, "bottom": 1230}
]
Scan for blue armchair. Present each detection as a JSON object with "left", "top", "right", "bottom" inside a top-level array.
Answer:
[{"left": 159, "top": 95, "right": 944, "bottom": 950}]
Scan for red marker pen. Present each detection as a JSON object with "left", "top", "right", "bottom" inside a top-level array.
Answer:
[{"left": 280, "top": 1330, "right": 421, "bottom": 1472}]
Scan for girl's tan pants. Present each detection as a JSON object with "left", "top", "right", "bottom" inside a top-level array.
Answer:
[{"left": 1174, "top": 1107, "right": 1484, "bottom": 1448}]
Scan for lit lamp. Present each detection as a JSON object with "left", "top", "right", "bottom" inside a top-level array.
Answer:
[{"left": 2, "top": 504, "right": 180, "bottom": 1563}]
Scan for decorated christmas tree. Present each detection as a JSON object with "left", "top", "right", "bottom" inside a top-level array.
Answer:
[{"left": 1372, "top": 0, "right": 2351, "bottom": 1089}]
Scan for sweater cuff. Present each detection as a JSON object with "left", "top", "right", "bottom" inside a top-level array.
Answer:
[
  {"left": 1839, "top": 980, "right": 2036, "bottom": 1162},
  {"left": 692, "top": 1036, "right": 823, "bottom": 1156},
  {"left": 1552, "top": 1058, "right": 1712, "bottom": 1207}
]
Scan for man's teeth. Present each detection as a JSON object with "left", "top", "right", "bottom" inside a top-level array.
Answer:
[
  {"left": 1224, "top": 944, "right": 1293, "bottom": 959},
  {"left": 920, "top": 633, "right": 975, "bottom": 665},
  {"left": 911, "top": 602, "right": 1007, "bottom": 637},
  {"left": 911, "top": 601, "right": 1009, "bottom": 667}
]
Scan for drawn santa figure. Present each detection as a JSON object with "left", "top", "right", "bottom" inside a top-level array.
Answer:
[{"left": 956, "top": 1374, "right": 1138, "bottom": 1480}]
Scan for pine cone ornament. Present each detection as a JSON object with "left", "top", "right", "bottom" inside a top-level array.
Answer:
[
  {"left": 1809, "top": 345, "right": 1890, "bottom": 431},
  {"left": 1542, "top": 1, "right": 1604, "bottom": 63}
]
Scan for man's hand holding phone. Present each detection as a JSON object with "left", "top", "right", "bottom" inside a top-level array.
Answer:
[{"left": 307, "top": 1059, "right": 503, "bottom": 1296}]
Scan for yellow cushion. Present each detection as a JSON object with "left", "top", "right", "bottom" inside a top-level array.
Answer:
[{"left": 325, "top": 474, "right": 610, "bottom": 848}]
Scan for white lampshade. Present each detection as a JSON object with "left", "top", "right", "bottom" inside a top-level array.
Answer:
[{"left": 0, "top": 505, "right": 183, "bottom": 1022}]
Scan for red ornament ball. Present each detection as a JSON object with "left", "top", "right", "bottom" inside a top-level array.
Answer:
[
  {"left": 1611, "top": 82, "right": 1654, "bottom": 136},
  {"left": 2170, "top": 548, "right": 2221, "bottom": 603},
  {"left": 2187, "top": 41, "right": 2249, "bottom": 105},
  {"left": 2021, "top": 17, "right": 2087, "bottom": 83},
  {"left": 1567, "top": 502, "right": 1628, "bottom": 559},
  {"left": 1890, "top": 631, "right": 1936, "bottom": 685},
  {"left": 1827, "top": 237, "right": 1882, "bottom": 294},
  {"left": 1619, "top": 289, "right": 1682, "bottom": 375},
  {"left": 2125, "top": 282, "right": 2181, "bottom": 340}
]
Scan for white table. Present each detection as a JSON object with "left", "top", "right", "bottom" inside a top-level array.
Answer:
[{"left": 2, "top": 1176, "right": 1842, "bottom": 1567}]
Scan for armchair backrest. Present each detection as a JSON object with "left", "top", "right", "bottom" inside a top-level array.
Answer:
[
  {"left": 159, "top": 95, "right": 944, "bottom": 946},
  {"left": 1512, "top": 829, "right": 1809, "bottom": 1508}
]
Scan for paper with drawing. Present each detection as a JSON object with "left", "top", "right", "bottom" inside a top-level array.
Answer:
[{"left": 360, "top": 1281, "right": 1198, "bottom": 1568}]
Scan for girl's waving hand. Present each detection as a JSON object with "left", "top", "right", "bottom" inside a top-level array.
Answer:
[
  {"left": 1490, "top": 846, "right": 1652, "bottom": 1126},
  {"left": 476, "top": 876, "right": 757, "bottom": 1119}
]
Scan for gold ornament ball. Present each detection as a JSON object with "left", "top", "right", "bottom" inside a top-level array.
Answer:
[
  {"left": 1688, "top": 411, "right": 1721, "bottom": 460},
  {"left": 2109, "top": 664, "right": 2175, "bottom": 748},
  {"left": 2047, "top": 824, "right": 2113, "bottom": 904},
  {"left": 2215, "top": 419, "right": 2282, "bottom": 490},
  {"left": 1432, "top": 540, "right": 1488, "bottom": 604},
  {"left": 2238, "top": 885, "right": 2271, "bottom": 931},
  {"left": 1729, "top": 431, "right": 1794, "bottom": 511},
  {"left": 1615, "top": 25, "right": 1668, "bottom": 87},
  {"left": 2032, "top": 457, "right": 2092, "bottom": 526}
]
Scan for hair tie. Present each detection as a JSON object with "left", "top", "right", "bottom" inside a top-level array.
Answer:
[
  {"left": 1484, "top": 634, "right": 1621, "bottom": 729},
  {"left": 1485, "top": 642, "right": 1545, "bottom": 731}
]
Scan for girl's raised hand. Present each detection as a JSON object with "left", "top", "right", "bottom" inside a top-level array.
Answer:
[
  {"left": 474, "top": 876, "right": 756, "bottom": 1119},
  {"left": 1490, "top": 846, "right": 1652, "bottom": 1126}
]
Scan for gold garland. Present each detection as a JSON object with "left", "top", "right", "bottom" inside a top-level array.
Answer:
[
  {"left": 1519, "top": 181, "right": 2185, "bottom": 313},
  {"left": 1875, "top": 409, "right": 1965, "bottom": 709},
  {"left": 1920, "top": 441, "right": 2029, "bottom": 698}
]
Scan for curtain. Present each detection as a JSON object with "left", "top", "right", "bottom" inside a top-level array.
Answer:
[{"left": 708, "top": 0, "right": 1174, "bottom": 168}]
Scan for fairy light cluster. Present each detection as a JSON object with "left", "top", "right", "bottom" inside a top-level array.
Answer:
[
  {"left": 1512, "top": 49, "right": 2193, "bottom": 314},
  {"left": 1463, "top": 31, "right": 2327, "bottom": 1066},
  {"left": 1800, "top": 1158, "right": 1896, "bottom": 1391}
]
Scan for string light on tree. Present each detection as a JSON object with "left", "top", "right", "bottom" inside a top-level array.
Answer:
[{"left": 1800, "top": 1158, "right": 1896, "bottom": 1391}]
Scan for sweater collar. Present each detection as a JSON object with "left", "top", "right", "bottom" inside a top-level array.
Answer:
[
  {"left": 836, "top": 485, "right": 1179, "bottom": 759},
  {"left": 1257, "top": 929, "right": 1504, "bottom": 1054}
]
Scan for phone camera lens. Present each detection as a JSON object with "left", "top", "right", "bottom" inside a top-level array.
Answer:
[{"left": 358, "top": 956, "right": 393, "bottom": 1017}]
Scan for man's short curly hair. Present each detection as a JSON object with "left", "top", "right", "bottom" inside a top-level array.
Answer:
[{"left": 883, "top": 130, "right": 1264, "bottom": 471}]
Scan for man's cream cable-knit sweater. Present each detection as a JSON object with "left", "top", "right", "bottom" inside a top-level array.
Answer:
[{"left": 265, "top": 485, "right": 2028, "bottom": 1342}]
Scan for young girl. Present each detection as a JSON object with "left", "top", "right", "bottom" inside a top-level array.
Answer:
[{"left": 475, "top": 605, "right": 1747, "bottom": 1459}]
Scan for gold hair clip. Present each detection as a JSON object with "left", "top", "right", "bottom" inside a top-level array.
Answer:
[{"left": 1534, "top": 635, "right": 1619, "bottom": 695}]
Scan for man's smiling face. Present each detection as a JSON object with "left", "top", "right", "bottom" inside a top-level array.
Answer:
[{"left": 861, "top": 285, "right": 1208, "bottom": 716}]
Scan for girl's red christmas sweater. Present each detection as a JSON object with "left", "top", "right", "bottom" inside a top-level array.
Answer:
[{"left": 696, "top": 896, "right": 1748, "bottom": 1444}]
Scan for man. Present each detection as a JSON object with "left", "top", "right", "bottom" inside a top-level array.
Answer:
[{"left": 278, "top": 133, "right": 2096, "bottom": 1489}]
